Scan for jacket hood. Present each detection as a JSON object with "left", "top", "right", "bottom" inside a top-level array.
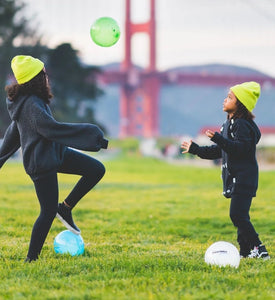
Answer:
[
  {"left": 249, "top": 119, "right": 261, "bottom": 144},
  {"left": 6, "top": 95, "right": 29, "bottom": 121}
]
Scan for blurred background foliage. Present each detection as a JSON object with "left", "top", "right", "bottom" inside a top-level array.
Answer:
[{"left": 0, "top": 0, "right": 103, "bottom": 135}]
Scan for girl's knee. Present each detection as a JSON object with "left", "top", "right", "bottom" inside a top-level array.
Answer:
[
  {"left": 230, "top": 213, "right": 249, "bottom": 227},
  {"left": 90, "top": 160, "right": 105, "bottom": 179},
  {"left": 84, "top": 161, "right": 105, "bottom": 184},
  {"left": 230, "top": 212, "right": 242, "bottom": 226},
  {"left": 42, "top": 205, "right": 58, "bottom": 221},
  {"left": 98, "top": 162, "right": 106, "bottom": 179}
]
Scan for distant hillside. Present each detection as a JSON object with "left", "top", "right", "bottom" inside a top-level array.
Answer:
[
  {"left": 93, "top": 63, "right": 275, "bottom": 137},
  {"left": 167, "top": 63, "right": 268, "bottom": 76}
]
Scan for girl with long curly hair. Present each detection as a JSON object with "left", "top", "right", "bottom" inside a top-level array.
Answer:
[{"left": 0, "top": 55, "right": 108, "bottom": 262}]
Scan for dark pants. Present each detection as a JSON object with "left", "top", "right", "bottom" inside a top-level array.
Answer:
[
  {"left": 230, "top": 194, "right": 261, "bottom": 256},
  {"left": 27, "top": 148, "right": 105, "bottom": 260}
]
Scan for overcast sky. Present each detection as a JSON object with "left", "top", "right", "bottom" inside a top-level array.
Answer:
[{"left": 22, "top": 0, "right": 275, "bottom": 76}]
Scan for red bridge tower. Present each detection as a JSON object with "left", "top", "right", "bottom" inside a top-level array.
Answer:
[
  {"left": 97, "top": 0, "right": 275, "bottom": 138},
  {"left": 120, "top": 0, "right": 160, "bottom": 137}
]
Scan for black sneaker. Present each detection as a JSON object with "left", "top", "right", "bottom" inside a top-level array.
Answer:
[
  {"left": 248, "top": 244, "right": 270, "bottom": 260},
  {"left": 56, "top": 203, "right": 81, "bottom": 235}
]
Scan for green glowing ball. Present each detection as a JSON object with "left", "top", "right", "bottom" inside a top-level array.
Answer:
[{"left": 90, "top": 17, "right": 120, "bottom": 47}]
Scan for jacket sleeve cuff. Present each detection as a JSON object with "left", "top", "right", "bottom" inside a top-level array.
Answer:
[
  {"left": 101, "top": 138, "right": 108, "bottom": 149},
  {"left": 211, "top": 132, "right": 223, "bottom": 145},
  {"left": 189, "top": 142, "right": 199, "bottom": 155}
]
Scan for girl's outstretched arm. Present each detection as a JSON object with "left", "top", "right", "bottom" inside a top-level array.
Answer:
[
  {"left": 29, "top": 98, "right": 108, "bottom": 152},
  {"left": 181, "top": 138, "right": 222, "bottom": 160}
]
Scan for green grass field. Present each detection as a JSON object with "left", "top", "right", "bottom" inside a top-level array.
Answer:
[{"left": 0, "top": 151, "right": 274, "bottom": 299}]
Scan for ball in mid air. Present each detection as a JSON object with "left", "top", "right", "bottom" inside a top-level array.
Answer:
[{"left": 90, "top": 17, "right": 120, "bottom": 47}]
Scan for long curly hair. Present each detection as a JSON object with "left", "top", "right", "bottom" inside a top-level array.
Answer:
[
  {"left": 5, "top": 70, "right": 53, "bottom": 104},
  {"left": 232, "top": 98, "right": 255, "bottom": 120}
]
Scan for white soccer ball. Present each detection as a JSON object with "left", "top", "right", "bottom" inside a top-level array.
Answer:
[{"left": 204, "top": 241, "right": 240, "bottom": 268}]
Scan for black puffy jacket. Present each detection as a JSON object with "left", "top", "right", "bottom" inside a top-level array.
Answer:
[{"left": 189, "top": 118, "right": 261, "bottom": 198}]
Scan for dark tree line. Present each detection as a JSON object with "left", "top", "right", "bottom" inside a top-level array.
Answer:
[
  {"left": 47, "top": 43, "right": 102, "bottom": 123},
  {"left": 0, "top": 0, "right": 103, "bottom": 136}
]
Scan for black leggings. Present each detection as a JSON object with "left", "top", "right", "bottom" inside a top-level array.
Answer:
[
  {"left": 230, "top": 194, "right": 261, "bottom": 255},
  {"left": 27, "top": 148, "right": 105, "bottom": 260}
]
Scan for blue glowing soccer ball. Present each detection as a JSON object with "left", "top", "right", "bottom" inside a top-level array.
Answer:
[{"left": 54, "top": 230, "right": 84, "bottom": 256}]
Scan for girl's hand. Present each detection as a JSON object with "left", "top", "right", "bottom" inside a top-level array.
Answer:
[
  {"left": 181, "top": 140, "right": 192, "bottom": 153},
  {"left": 205, "top": 130, "right": 215, "bottom": 139}
]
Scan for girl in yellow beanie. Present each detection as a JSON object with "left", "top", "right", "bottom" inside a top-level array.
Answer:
[
  {"left": 181, "top": 82, "right": 270, "bottom": 260},
  {"left": 0, "top": 55, "right": 108, "bottom": 262}
]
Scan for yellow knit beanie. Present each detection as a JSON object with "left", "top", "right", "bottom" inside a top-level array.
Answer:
[
  {"left": 11, "top": 55, "right": 44, "bottom": 84},
  {"left": 230, "top": 81, "right": 261, "bottom": 112}
]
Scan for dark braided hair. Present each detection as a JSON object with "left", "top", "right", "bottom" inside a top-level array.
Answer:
[
  {"left": 5, "top": 70, "right": 53, "bottom": 104},
  {"left": 232, "top": 98, "right": 255, "bottom": 120}
]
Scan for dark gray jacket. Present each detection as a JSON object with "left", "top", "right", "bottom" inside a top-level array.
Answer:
[
  {"left": 0, "top": 95, "right": 108, "bottom": 177},
  {"left": 189, "top": 118, "right": 261, "bottom": 198}
]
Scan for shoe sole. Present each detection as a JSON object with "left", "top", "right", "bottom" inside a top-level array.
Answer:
[
  {"left": 248, "top": 254, "right": 270, "bottom": 260},
  {"left": 56, "top": 213, "right": 81, "bottom": 235}
]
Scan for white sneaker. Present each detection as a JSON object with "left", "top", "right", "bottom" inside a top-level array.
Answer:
[{"left": 248, "top": 244, "right": 270, "bottom": 260}]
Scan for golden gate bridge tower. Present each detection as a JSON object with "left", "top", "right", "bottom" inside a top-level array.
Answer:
[{"left": 120, "top": 0, "right": 160, "bottom": 137}]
